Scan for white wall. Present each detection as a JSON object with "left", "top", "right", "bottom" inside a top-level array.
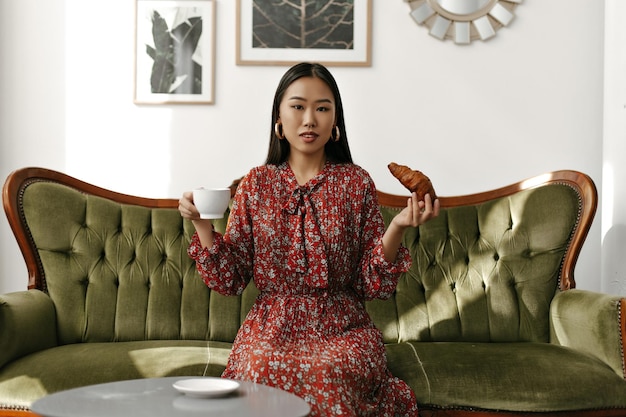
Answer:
[
  {"left": 1, "top": 0, "right": 615, "bottom": 296},
  {"left": 0, "top": 0, "right": 67, "bottom": 293},
  {"left": 602, "top": 0, "right": 626, "bottom": 296}
]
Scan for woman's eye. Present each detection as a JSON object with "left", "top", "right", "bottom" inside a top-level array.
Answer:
[
  {"left": 317, "top": 107, "right": 330, "bottom": 112},
  {"left": 292, "top": 105, "right": 304, "bottom": 110}
]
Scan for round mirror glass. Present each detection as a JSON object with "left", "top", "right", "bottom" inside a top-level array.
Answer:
[{"left": 437, "top": 0, "right": 490, "bottom": 15}]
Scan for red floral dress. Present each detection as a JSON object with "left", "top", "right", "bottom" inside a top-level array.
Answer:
[{"left": 188, "top": 162, "right": 418, "bottom": 416}]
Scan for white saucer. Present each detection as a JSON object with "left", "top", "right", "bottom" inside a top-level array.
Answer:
[{"left": 173, "top": 378, "right": 240, "bottom": 398}]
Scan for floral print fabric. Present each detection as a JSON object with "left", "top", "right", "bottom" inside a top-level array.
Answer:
[{"left": 188, "top": 162, "right": 418, "bottom": 416}]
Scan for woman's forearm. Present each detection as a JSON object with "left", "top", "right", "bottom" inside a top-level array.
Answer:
[
  {"left": 193, "top": 219, "right": 215, "bottom": 249},
  {"left": 382, "top": 222, "right": 405, "bottom": 262}
]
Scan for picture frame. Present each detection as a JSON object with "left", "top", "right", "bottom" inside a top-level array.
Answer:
[
  {"left": 134, "top": 0, "right": 216, "bottom": 104},
  {"left": 236, "top": 0, "right": 372, "bottom": 67}
]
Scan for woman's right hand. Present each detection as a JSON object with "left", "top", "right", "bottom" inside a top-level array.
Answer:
[
  {"left": 178, "top": 191, "right": 200, "bottom": 220},
  {"left": 179, "top": 191, "right": 215, "bottom": 248}
]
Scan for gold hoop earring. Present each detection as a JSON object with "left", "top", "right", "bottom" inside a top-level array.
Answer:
[
  {"left": 333, "top": 126, "right": 341, "bottom": 142},
  {"left": 274, "top": 122, "right": 285, "bottom": 139}
]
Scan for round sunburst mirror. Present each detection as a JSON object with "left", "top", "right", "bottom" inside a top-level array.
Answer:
[{"left": 406, "top": 0, "right": 522, "bottom": 44}]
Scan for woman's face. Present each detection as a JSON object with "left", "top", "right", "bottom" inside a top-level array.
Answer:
[{"left": 277, "top": 76, "right": 336, "bottom": 160}]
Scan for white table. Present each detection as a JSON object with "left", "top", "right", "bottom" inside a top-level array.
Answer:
[{"left": 31, "top": 377, "right": 311, "bottom": 417}]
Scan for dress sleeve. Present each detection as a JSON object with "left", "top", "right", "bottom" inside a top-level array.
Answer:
[
  {"left": 187, "top": 173, "right": 255, "bottom": 296},
  {"left": 352, "top": 177, "right": 412, "bottom": 301}
]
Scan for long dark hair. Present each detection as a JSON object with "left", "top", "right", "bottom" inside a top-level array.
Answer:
[{"left": 264, "top": 62, "right": 353, "bottom": 165}]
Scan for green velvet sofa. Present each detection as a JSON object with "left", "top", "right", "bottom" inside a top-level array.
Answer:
[{"left": 1, "top": 167, "right": 625, "bottom": 417}]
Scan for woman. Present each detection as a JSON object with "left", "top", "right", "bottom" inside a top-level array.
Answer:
[{"left": 179, "top": 62, "right": 439, "bottom": 416}]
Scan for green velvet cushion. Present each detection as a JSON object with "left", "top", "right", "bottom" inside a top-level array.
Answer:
[
  {"left": 0, "top": 340, "right": 230, "bottom": 409},
  {"left": 373, "top": 184, "right": 578, "bottom": 344},
  {"left": 22, "top": 182, "right": 252, "bottom": 345},
  {"left": 386, "top": 342, "right": 626, "bottom": 412}
]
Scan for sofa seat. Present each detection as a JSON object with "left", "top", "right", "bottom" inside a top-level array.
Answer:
[
  {"left": 0, "top": 339, "right": 231, "bottom": 409},
  {"left": 3, "top": 338, "right": 625, "bottom": 413},
  {"left": 387, "top": 341, "right": 626, "bottom": 413}
]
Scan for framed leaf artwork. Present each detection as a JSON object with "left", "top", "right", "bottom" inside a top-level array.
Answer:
[
  {"left": 134, "top": 0, "right": 216, "bottom": 104},
  {"left": 236, "top": 0, "right": 372, "bottom": 67}
]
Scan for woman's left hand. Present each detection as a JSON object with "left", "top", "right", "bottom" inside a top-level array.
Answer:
[
  {"left": 381, "top": 193, "right": 440, "bottom": 262},
  {"left": 391, "top": 193, "right": 440, "bottom": 229},
  {"left": 381, "top": 193, "right": 439, "bottom": 262}
]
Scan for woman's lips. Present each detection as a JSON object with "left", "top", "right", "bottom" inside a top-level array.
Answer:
[{"left": 300, "top": 131, "right": 319, "bottom": 142}]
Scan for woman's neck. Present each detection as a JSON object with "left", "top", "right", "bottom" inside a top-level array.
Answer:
[{"left": 288, "top": 154, "right": 327, "bottom": 186}]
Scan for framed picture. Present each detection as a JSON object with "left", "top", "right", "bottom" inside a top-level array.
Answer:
[
  {"left": 236, "top": 0, "right": 372, "bottom": 67},
  {"left": 134, "top": 0, "right": 216, "bottom": 104}
]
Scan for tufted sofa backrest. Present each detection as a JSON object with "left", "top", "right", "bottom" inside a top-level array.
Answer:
[
  {"left": 372, "top": 183, "right": 583, "bottom": 344},
  {"left": 16, "top": 180, "right": 247, "bottom": 344},
  {"left": 3, "top": 168, "right": 596, "bottom": 346}
]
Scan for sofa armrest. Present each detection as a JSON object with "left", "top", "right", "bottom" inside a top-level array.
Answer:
[
  {"left": 0, "top": 290, "right": 58, "bottom": 369},
  {"left": 550, "top": 289, "right": 626, "bottom": 379}
]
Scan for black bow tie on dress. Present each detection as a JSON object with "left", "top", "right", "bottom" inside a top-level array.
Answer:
[{"left": 282, "top": 180, "right": 329, "bottom": 289}]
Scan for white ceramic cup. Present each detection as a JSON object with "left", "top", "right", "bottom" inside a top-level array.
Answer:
[{"left": 192, "top": 187, "right": 230, "bottom": 219}]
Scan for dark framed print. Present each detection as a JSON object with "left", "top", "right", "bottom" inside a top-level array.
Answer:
[
  {"left": 134, "top": 0, "right": 216, "bottom": 104},
  {"left": 236, "top": 0, "right": 372, "bottom": 67}
]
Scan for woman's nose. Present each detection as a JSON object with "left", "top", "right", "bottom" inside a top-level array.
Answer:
[{"left": 303, "top": 109, "right": 316, "bottom": 128}]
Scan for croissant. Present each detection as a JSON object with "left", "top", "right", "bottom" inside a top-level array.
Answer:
[{"left": 388, "top": 162, "right": 437, "bottom": 201}]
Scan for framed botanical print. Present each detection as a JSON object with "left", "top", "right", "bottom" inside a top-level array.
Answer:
[
  {"left": 236, "top": 0, "right": 372, "bottom": 67},
  {"left": 134, "top": 0, "right": 216, "bottom": 104}
]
